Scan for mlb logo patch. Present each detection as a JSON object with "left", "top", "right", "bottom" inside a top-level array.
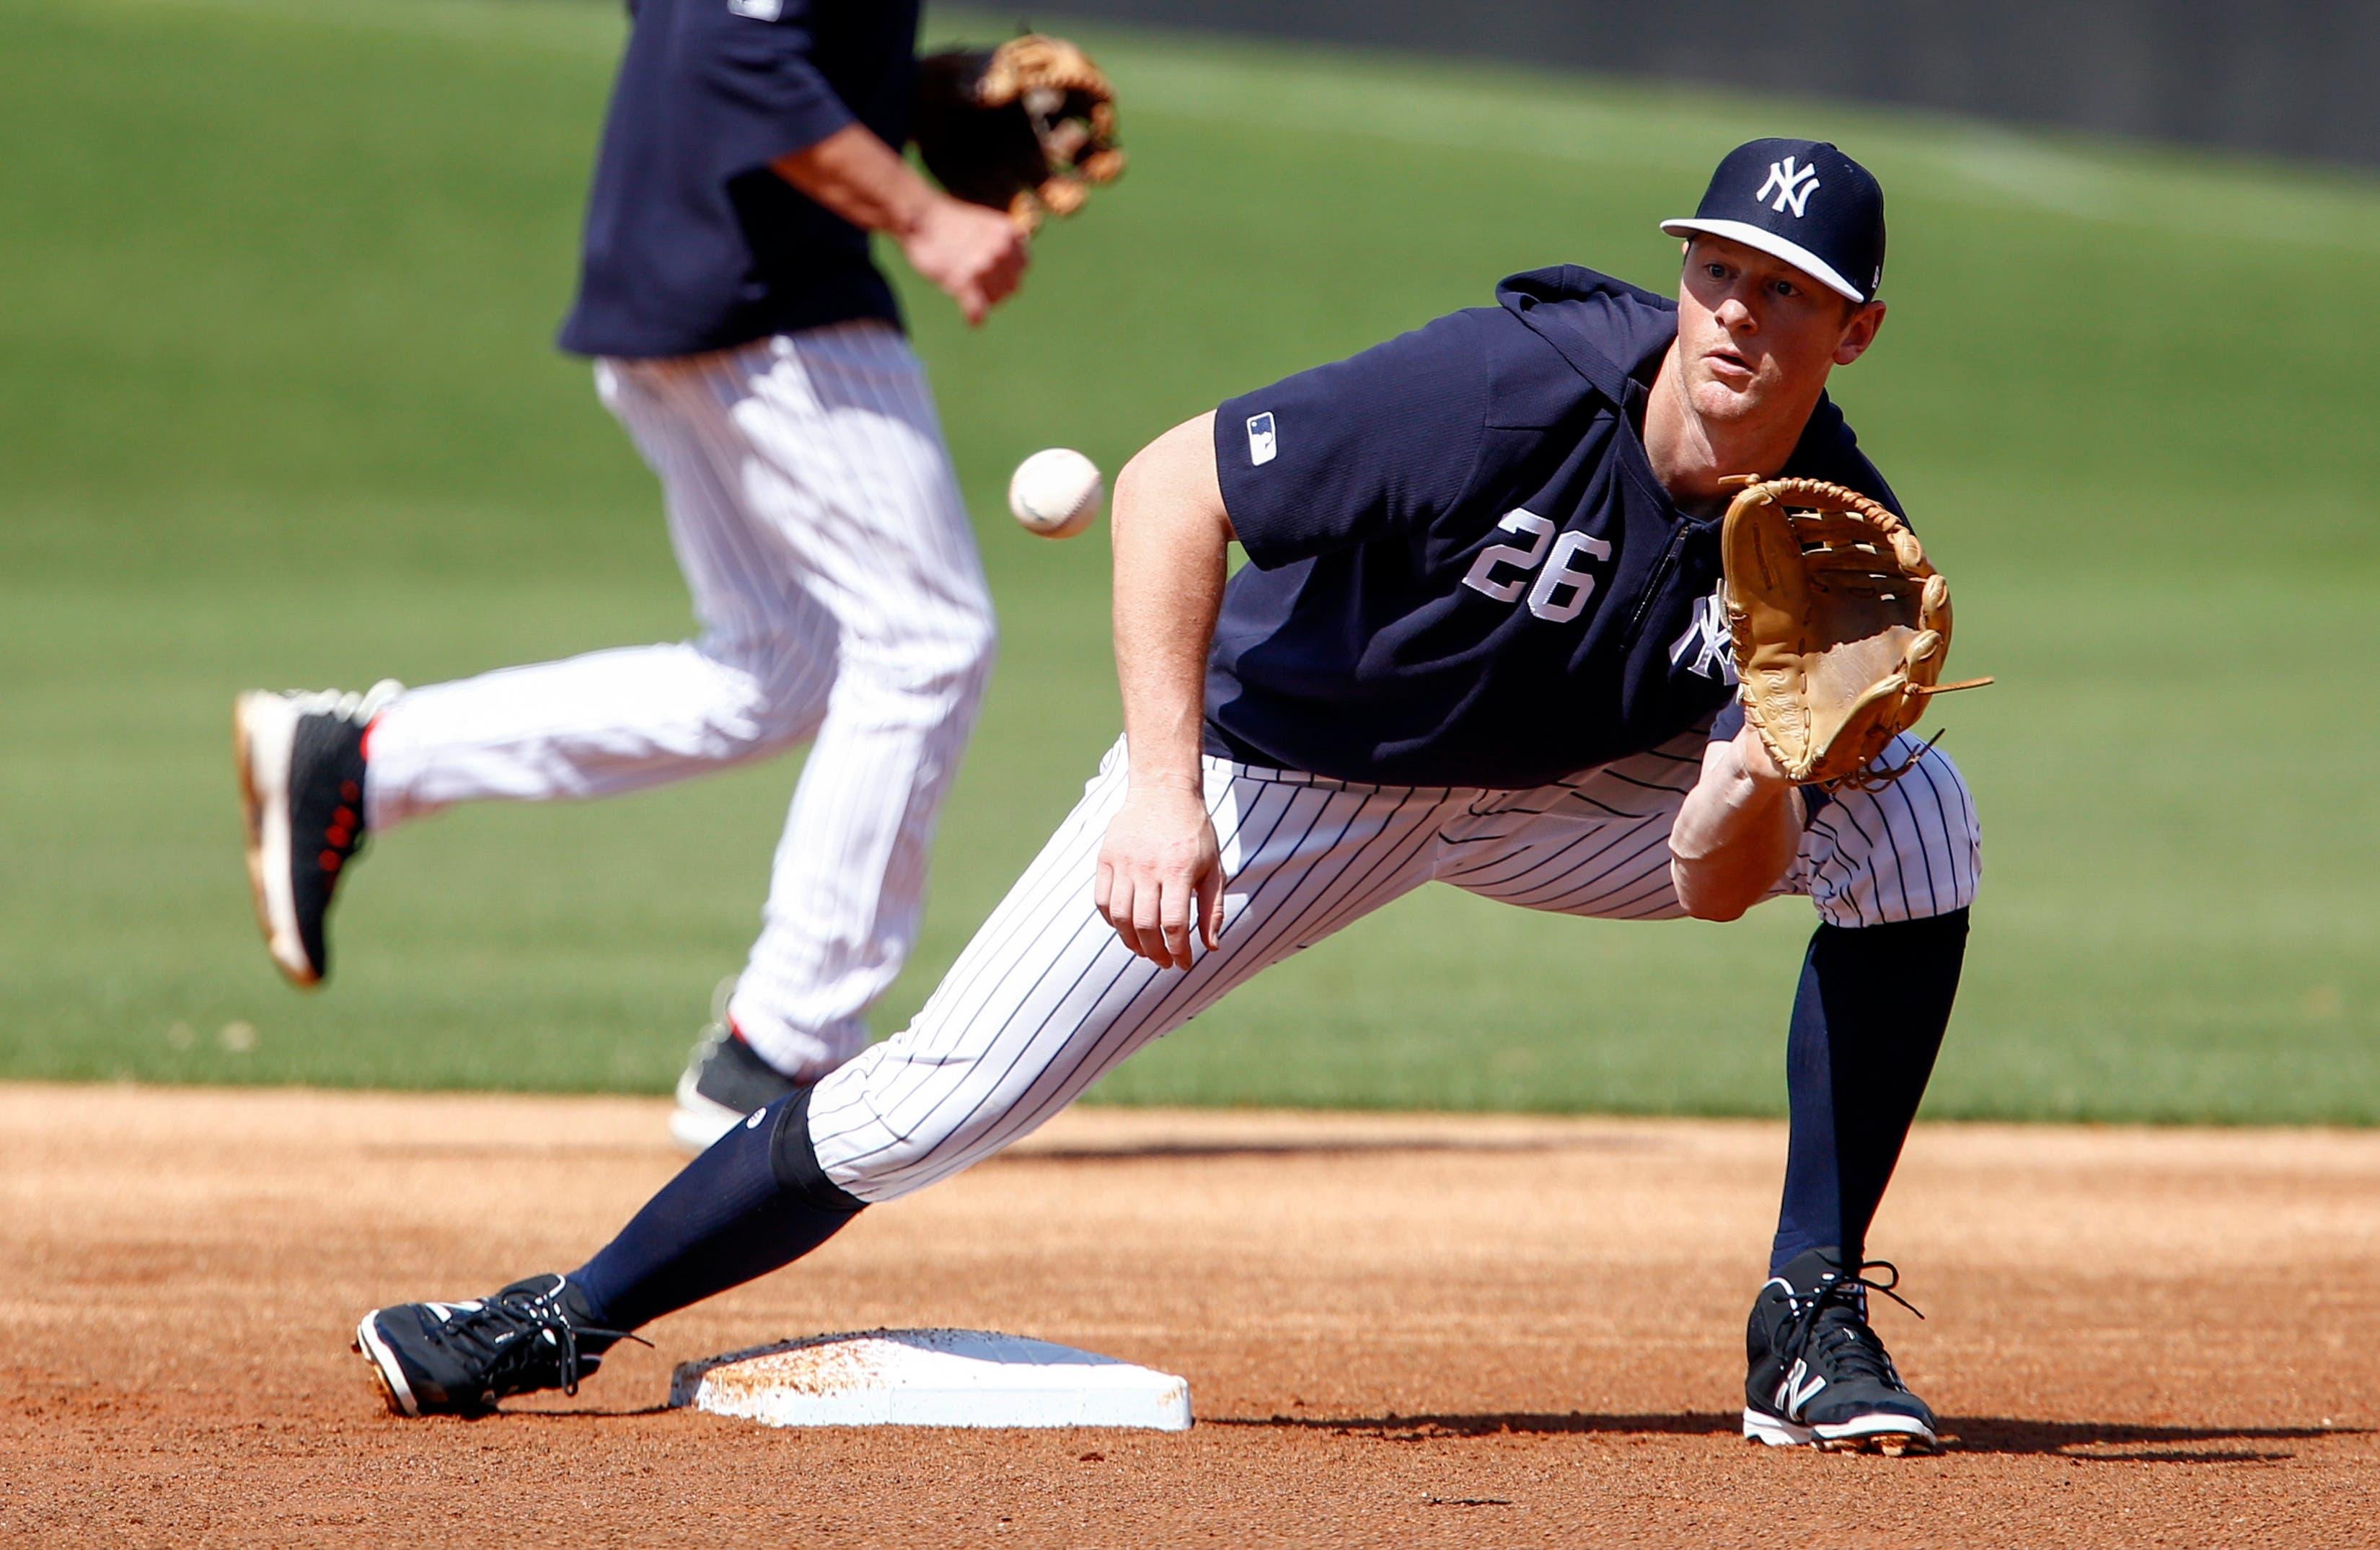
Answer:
[
  {"left": 728, "top": 0, "right": 782, "bottom": 18},
  {"left": 1246, "top": 412, "right": 1277, "bottom": 467}
]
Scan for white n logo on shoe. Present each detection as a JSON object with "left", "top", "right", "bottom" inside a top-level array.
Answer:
[{"left": 1778, "top": 1357, "right": 1826, "bottom": 1416}]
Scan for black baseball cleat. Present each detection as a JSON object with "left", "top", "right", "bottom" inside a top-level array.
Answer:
[
  {"left": 353, "top": 1274, "right": 645, "bottom": 1417},
  {"left": 234, "top": 682, "right": 400, "bottom": 987},
  {"left": 1743, "top": 1248, "right": 1939, "bottom": 1455},
  {"left": 669, "top": 985, "right": 809, "bottom": 1153}
]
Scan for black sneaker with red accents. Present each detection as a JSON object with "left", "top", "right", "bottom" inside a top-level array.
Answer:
[
  {"left": 1743, "top": 1248, "right": 1939, "bottom": 1455},
  {"left": 669, "top": 986, "right": 810, "bottom": 1154},
  {"left": 234, "top": 682, "right": 399, "bottom": 987}
]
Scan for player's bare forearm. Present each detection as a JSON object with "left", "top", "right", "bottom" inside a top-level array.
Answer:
[
  {"left": 1095, "top": 413, "right": 1233, "bottom": 969},
  {"left": 1670, "top": 721, "right": 1805, "bottom": 921},
  {"left": 772, "top": 125, "right": 1027, "bottom": 325},
  {"left": 772, "top": 123, "right": 936, "bottom": 234},
  {"left": 1111, "top": 413, "right": 1229, "bottom": 790}
]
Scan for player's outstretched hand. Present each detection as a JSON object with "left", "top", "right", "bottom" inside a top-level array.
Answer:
[
  {"left": 1094, "top": 783, "right": 1223, "bottom": 971},
  {"left": 902, "top": 194, "right": 1029, "bottom": 326}
]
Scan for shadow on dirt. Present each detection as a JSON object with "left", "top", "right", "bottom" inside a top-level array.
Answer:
[
  {"left": 361, "top": 1142, "right": 682, "bottom": 1162},
  {"left": 997, "top": 1135, "right": 1661, "bottom": 1164},
  {"left": 1212, "top": 1410, "right": 1737, "bottom": 1440},
  {"left": 1947, "top": 1416, "right": 2361, "bottom": 1461},
  {"left": 1217, "top": 1410, "right": 2363, "bottom": 1462},
  {"left": 495, "top": 1403, "right": 679, "bottom": 1420}
]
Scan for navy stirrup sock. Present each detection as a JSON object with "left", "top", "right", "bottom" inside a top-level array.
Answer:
[
  {"left": 1771, "top": 907, "right": 1969, "bottom": 1274},
  {"left": 569, "top": 1086, "right": 865, "bottom": 1332}
]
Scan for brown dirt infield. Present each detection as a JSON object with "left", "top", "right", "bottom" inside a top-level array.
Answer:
[{"left": 4, "top": 1085, "right": 2377, "bottom": 1546}]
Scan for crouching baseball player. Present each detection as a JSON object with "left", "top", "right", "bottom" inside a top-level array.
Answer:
[{"left": 356, "top": 139, "right": 1982, "bottom": 1455}]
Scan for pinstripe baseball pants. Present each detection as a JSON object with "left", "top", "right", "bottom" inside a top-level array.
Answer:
[
  {"left": 809, "top": 723, "right": 1980, "bottom": 1201},
  {"left": 363, "top": 324, "right": 995, "bottom": 1079}
]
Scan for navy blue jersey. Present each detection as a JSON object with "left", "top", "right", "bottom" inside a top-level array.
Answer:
[
  {"left": 1207, "top": 265, "right": 1900, "bottom": 789},
  {"left": 557, "top": 0, "right": 920, "bottom": 359}
]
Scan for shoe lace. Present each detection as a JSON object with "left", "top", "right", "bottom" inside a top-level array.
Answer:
[
  {"left": 1777, "top": 1258, "right": 1923, "bottom": 1388},
  {"left": 282, "top": 680, "right": 403, "bottom": 725},
  {"left": 448, "top": 1284, "right": 649, "bottom": 1399}
]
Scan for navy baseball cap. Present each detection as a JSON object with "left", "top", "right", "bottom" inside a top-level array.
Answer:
[{"left": 1661, "top": 138, "right": 1886, "bottom": 303}]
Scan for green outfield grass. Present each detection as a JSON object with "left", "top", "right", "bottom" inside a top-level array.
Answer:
[{"left": 3, "top": 0, "right": 2375, "bottom": 1121}]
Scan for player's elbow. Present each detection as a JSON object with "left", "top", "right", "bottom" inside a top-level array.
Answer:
[
  {"left": 1670, "top": 856, "right": 1765, "bottom": 922},
  {"left": 1111, "top": 444, "right": 1160, "bottom": 527}
]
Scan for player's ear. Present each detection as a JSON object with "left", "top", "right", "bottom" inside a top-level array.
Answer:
[{"left": 1833, "top": 300, "right": 1886, "bottom": 366}]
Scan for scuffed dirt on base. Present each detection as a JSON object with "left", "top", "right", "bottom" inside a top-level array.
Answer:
[{"left": 3, "top": 1085, "right": 2376, "bottom": 1546}]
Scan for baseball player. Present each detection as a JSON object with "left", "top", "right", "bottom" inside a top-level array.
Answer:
[
  {"left": 354, "top": 140, "right": 1980, "bottom": 1456},
  {"left": 233, "top": 2, "right": 1079, "bottom": 1151}
]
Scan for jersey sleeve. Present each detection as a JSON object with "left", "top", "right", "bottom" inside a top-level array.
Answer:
[
  {"left": 1212, "top": 311, "right": 1499, "bottom": 571},
  {"left": 683, "top": 0, "right": 858, "bottom": 172}
]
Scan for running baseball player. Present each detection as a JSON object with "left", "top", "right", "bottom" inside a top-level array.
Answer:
[
  {"left": 354, "top": 139, "right": 1981, "bottom": 1455},
  {"left": 232, "top": 4, "right": 1117, "bottom": 1151}
]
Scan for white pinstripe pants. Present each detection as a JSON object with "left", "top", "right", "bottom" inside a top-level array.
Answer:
[
  {"left": 810, "top": 723, "right": 1980, "bottom": 1202},
  {"left": 364, "top": 324, "right": 996, "bottom": 1078}
]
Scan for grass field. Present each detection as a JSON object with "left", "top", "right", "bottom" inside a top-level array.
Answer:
[{"left": 2, "top": 0, "right": 2375, "bottom": 1121}]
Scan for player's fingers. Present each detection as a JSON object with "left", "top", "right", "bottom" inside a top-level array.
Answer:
[
  {"left": 981, "top": 253, "right": 1025, "bottom": 309},
  {"left": 1157, "top": 873, "right": 1193, "bottom": 970},
  {"left": 1195, "top": 863, "right": 1225, "bottom": 953},
  {"left": 1101, "top": 866, "right": 1139, "bottom": 951},
  {"left": 1112, "top": 871, "right": 1161, "bottom": 963},
  {"left": 1129, "top": 873, "right": 1166, "bottom": 966},
  {"left": 1101, "top": 876, "right": 1139, "bottom": 958},
  {"left": 1093, "top": 857, "right": 1115, "bottom": 919},
  {"left": 954, "top": 280, "right": 989, "bottom": 327}
]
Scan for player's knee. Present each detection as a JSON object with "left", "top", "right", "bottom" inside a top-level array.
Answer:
[
  {"left": 1807, "top": 739, "right": 1981, "bottom": 925},
  {"left": 700, "top": 628, "right": 832, "bottom": 748},
  {"left": 855, "top": 606, "right": 997, "bottom": 715},
  {"left": 943, "top": 596, "right": 999, "bottom": 691}
]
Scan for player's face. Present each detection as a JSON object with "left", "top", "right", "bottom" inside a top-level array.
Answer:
[{"left": 1675, "top": 237, "right": 1884, "bottom": 425}]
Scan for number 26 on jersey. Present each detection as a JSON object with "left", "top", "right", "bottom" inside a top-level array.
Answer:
[{"left": 1459, "top": 508, "right": 1612, "bottom": 625}]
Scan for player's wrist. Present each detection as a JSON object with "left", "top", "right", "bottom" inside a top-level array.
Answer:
[
  {"left": 1732, "top": 721, "right": 1791, "bottom": 792},
  {"left": 889, "top": 185, "right": 946, "bottom": 245},
  {"left": 1126, "top": 770, "right": 1203, "bottom": 796}
]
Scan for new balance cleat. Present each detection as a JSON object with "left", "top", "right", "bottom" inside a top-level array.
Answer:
[
  {"left": 1743, "top": 1248, "right": 1939, "bottom": 1456},
  {"left": 353, "top": 1274, "right": 642, "bottom": 1417},
  {"left": 234, "top": 682, "right": 399, "bottom": 987}
]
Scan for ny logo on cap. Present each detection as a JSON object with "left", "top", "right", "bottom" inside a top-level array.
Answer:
[{"left": 1756, "top": 157, "right": 1821, "bottom": 218}]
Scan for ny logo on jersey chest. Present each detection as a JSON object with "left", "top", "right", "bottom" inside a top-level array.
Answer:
[{"left": 1668, "top": 581, "right": 1740, "bottom": 685}]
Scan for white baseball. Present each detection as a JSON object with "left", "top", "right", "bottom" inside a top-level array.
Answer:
[{"left": 1007, "top": 448, "right": 1104, "bottom": 540}]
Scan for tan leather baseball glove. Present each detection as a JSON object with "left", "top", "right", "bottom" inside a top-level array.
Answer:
[
  {"left": 913, "top": 35, "right": 1124, "bottom": 233},
  {"left": 1721, "top": 477, "right": 1990, "bottom": 788}
]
